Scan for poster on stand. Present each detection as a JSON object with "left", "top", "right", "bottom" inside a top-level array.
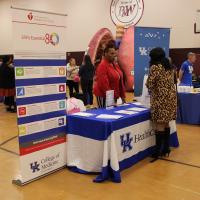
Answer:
[
  {"left": 12, "top": 7, "right": 67, "bottom": 185},
  {"left": 134, "top": 27, "right": 170, "bottom": 96}
]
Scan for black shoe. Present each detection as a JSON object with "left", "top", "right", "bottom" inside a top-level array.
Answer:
[
  {"left": 162, "top": 128, "right": 171, "bottom": 157},
  {"left": 10, "top": 108, "right": 17, "bottom": 113},
  {"left": 6, "top": 107, "right": 12, "bottom": 112},
  {"left": 151, "top": 132, "right": 164, "bottom": 162},
  {"left": 7, "top": 106, "right": 16, "bottom": 113}
]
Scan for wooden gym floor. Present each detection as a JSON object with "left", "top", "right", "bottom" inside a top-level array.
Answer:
[{"left": 0, "top": 94, "right": 200, "bottom": 200}]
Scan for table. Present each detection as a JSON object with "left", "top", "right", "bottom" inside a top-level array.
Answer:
[
  {"left": 66, "top": 103, "right": 179, "bottom": 183},
  {"left": 177, "top": 93, "right": 200, "bottom": 125}
]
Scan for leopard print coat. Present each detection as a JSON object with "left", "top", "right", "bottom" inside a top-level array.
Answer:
[{"left": 146, "top": 64, "right": 177, "bottom": 123}]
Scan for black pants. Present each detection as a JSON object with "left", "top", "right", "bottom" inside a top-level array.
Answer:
[
  {"left": 81, "top": 79, "right": 93, "bottom": 105},
  {"left": 4, "top": 96, "right": 15, "bottom": 107},
  {"left": 96, "top": 96, "right": 106, "bottom": 108},
  {"left": 67, "top": 80, "right": 79, "bottom": 98}
]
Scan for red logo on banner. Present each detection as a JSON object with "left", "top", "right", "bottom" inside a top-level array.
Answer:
[
  {"left": 27, "top": 12, "right": 33, "bottom": 21},
  {"left": 59, "top": 85, "right": 65, "bottom": 92},
  {"left": 18, "top": 107, "right": 27, "bottom": 116}
]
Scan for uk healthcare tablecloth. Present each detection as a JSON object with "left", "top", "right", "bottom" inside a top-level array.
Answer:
[
  {"left": 66, "top": 103, "right": 179, "bottom": 183},
  {"left": 177, "top": 93, "right": 200, "bottom": 125}
]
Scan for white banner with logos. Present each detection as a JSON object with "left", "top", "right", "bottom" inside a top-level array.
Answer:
[
  {"left": 12, "top": 8, "right": 67, "bottom": 55},
  {"left": 12, "top": 7, "right": 67, "bottom": 185}
]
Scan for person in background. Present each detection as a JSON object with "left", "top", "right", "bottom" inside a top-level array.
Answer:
[
  {"left": 0, "top": 55, "right": 16, "bottom": 112},
  {"left": 79, "top": 55, "right": 94, "bottom": 107},
  {"left": 94, "top": 41, "right": 126, "bottom": 108},
  {"left": 0, "top": 57, "right": 3, "bottom": 66},
  {"left": 179, "top": 52, "right": 196, "bottom": 86},
  {"left": 66, "top": 58, "right": 79, "bottom": 98},
  {"left": 169, "top": 57, "right": 178, "bottom": 85},
  {"left": 146, "top": 48, "right": 177, "bottom": 161}
]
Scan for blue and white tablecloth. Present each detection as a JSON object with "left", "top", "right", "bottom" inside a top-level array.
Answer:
[
  {"left": 66, "top": 103, "right": 179, "bottom": 183},
  {"left": 177, "top": 93, "right": 200, "bottom": 125}
]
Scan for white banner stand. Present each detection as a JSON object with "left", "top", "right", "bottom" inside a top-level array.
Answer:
[{"left": 12, "top": 7, "right": 68, "bottom": 186}]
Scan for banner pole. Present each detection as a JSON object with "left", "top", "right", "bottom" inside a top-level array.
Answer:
[{"left": 11, "top": 6, "right": 68, "bottom": 16}]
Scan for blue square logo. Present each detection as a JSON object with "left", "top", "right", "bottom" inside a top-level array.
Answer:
[{"left": 17, "top": 87, "right": 25, "bottom": 97}]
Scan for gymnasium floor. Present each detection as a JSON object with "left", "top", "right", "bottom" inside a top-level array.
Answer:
[{"left": 0, "top": 98, "right": 200, "bottom": 200}]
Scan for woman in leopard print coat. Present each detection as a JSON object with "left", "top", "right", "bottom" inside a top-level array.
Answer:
[{"left": 146, "top": 48, "right": 177, "bottom": 160}]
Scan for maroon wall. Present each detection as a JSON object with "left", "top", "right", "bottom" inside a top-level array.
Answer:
[
  {"left": 66, "top": 49, "right": 200, "bottom": 76},
  {"left": 169, "top": 48, "right": 200, "bottom": 76},
  {"left": 194, "top": 54, "right": 200, "bottom": 77},
  {"left": 66, "top": 51, "right": 85, "bottom": 66}
]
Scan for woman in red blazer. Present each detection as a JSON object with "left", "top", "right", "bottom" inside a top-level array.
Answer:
[{"left": 94, "top": 43, "right": 126, "bottom": 108}]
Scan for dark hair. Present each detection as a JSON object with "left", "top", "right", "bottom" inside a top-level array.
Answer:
[
  {"left": 84, "top": 55, "right": 92, "bottom": 66},
  {"left": 83, "top": 55, "right": 94, "bottom": 71},
  {"left": 104, "top": 40, "right": 116, "bottom": 55},
  {"left": 187, "top": 52, "right": 195, "bottom": 58},
  {"left": 149, "top": 47, "right": 172, "bottom": 70},
  {"left": 69, "top": 57, "right": 75, "bottom": 62},
  {"left": 2, "top": 55, "right": 11, "bottom": 64}
]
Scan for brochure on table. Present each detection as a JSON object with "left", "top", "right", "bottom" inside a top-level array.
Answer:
[{"left": 106, "top": 90, "right": 115, "bottom": 108}]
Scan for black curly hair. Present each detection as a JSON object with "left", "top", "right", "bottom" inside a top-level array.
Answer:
[
  {"left": 104, "top": 40, "right": 116, "bottom": 55},
  {"left": 149, "top": 47, "right": 172, "bottom": 70}
]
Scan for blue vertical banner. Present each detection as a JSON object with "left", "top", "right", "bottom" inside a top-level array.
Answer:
[{"left": 134, "top": 27, "right": 170, "bottom": 96}]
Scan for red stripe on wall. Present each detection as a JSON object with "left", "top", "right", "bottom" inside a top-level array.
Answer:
[{"left": 20, "top": 137, "right": 66, "bottom": 156}]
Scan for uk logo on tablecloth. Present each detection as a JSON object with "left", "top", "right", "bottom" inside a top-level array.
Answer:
[{"left": 120, "top": 133, "right": 133, "bottom": 153}]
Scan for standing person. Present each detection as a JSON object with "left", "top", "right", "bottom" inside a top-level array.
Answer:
[
  {"left": 0, "top": 55, "right": 16, "bottom": 112},
  {"left": 169, "top": 57, "right": 178, "bottom": 85},
  {"left": 146, "top": 48, "right": 177, "bottom": 161},
  {"left": 94, "top": 42, "right": 126, "bottom": 108},
  {"left": 66, "top": 58, "right": 79, "bottom": 98},
  {"left": 0, "top": 57, "right": 3, "bottom": 66},
  {"left": 179, "top": 52, "right": 196, "bottom": 86},
  {"left": 79, "top": 55, "right": 94, "bottom": 107}
]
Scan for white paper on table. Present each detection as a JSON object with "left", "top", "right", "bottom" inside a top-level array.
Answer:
[
  {"left": 127, "top": 107, "right": 148, "bottom": 112},
  {"left": 115, "top": 110, "right": 139, "bottom": 115},
  {"left": 72, "top": 112, "right": 95, "bottom": 117},
  {"left": 96, "top": 114, "right": 124, "bottom": 119},
  {"left": 116, "top": 103, "right": 130, "bottom": 107},
  {"left": 131, "top": 102, "right": 142, "bottom": 106}
]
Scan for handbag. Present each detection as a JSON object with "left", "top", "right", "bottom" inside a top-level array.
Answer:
[
  {"left": 67, "top": 98, "right": 86, "bottom": 114},
  {"left": 73, "top": 75, "right": 80, "bottom": 82}
]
